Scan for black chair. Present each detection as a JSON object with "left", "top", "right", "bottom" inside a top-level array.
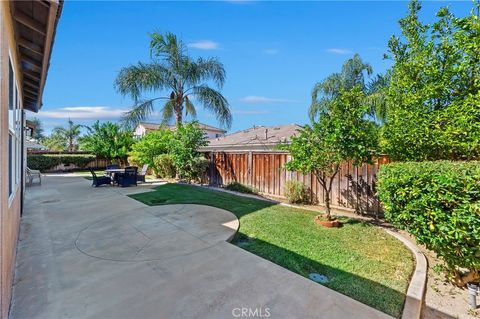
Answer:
[
  {"left": 117, "top": 168, "right": 137, "bottom": 187},
  {"left": 90, "top": 169, "right": 111, "bottom": 187}
]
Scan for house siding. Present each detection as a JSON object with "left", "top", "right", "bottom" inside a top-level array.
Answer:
[{"left": 0, "top": 2, "right": 24, "bottom": 318}]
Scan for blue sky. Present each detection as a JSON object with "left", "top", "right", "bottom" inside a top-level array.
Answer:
[{"left": 34, "top": 0, "right": 473, "bottom": 134}]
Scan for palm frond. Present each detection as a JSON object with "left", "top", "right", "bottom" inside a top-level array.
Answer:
[
  {"left": 192, "top": 85, "right": 232, "bottom": 128},
  {"left": 115, "top": 62, "right": 170, "bottom": 101},
  {"left": 194, "top": 57, "right": 226, "bottom": 88},
  {"left": 122, "top": 99, "right": 156, "bottom": 129},
  {"left": 149, "top": 31, "right": 186, "bottom": 76},
  {"left": 160, "top": 100, "right": 175, "bottom": 124},
  {"left": 309, "top": 98, "right": 330, "bottom": 122},
  {"left": 185, "top": 96, "right": 197, "bottom": 118}
]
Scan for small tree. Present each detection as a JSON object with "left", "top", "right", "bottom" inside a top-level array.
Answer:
[
  {"left": 128, "top": 129, "right": 173, "bottom": 173},
  {"left": 169, "top": 122, "right": 208, "bottom": 182},
  {"left": 283, "top": 87, "right": 377, "bottom": 220},
  {"left": 80, "top": 121, "right": 134, "bottom": 165}
]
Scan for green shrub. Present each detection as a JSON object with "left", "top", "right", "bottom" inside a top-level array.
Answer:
[
  {"left": 154, "top": 154, "right": 176, "bottom": 179},
  {"left": 128, "top": 129, "right": 173, "bottom": 171},
  {"left": 189, "top": 156, "right": 209, "bottom": 183},
  {"left": 377, "top": 161, "right": 480, "bottom": 286},
  {"left": 225, "top": 182, "right": 256, "bottom": 194},
  {"left": 27, "top": 154, "right": 95, "bottom": 172},
  {"left": 168, "top": 122, "right": 208, "bottom": 181},
  {"left": 284, "top": 180, "right": 310, "bottom": 204}
]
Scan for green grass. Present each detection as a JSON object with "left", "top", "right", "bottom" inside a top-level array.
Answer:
[{"left": 129, "top": 183, "right": 414, "bottom": 318}]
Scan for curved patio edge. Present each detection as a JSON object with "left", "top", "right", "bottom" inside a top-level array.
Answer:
[{"left": 384, "top": 229, "right": 428, "bottom": 319}]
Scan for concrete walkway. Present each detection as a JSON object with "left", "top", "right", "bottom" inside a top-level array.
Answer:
[{"left": 11, "top": 176, "right": 393, "bottom": 319}]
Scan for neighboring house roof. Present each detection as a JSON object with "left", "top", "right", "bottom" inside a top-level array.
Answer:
[
  {"left": 136, "top": 122, "right": 227, "bottom": 133},
  {"left": 201, "top": 124, "right": 303, "bottom": 152}
]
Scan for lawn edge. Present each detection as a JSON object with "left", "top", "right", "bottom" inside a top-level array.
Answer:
[{"left": 384, "top": 229, "right": 428, "bottom": 319}]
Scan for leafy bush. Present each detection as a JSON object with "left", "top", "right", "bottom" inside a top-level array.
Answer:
[
  {"left": 284, "top": 180, "right": 310, "bottom": 204},
  {"left": 225, "top": 182, "right": 256, "bottom": 194},
  {"left": 169, "top": 122, "right": 208, "bottom": 182},
  {"left": 377, "top": 161, "right": 480, "bottom": 286},
  {"left": 189, "top": 156, "right": 209, "bottom": 183},
  {"left": 27, "top": 154, "right": 95, "bottom": 172},
  {"left": 128, "top": 129, "right": 173, "bottom": 173},
  {"left": 153, "top": 154, "right": 176, "bottom": 179}
]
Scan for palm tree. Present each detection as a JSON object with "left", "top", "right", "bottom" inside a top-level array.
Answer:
[
  {"left": 365, "top": 73, "right": 390, "bottom": 124},
  {"left": 51, "top": 119, "right": 82, "bottom": 152},
  {"left": 309, "top": 54, "right": 381, "bottom": 121},
  {"left": 115, "top": 32, "right": 232, "bottom": 128}
]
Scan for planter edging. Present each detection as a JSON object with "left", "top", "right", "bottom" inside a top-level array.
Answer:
[{"left": 384, "top": 229, "right": 428, "bottom": 319}]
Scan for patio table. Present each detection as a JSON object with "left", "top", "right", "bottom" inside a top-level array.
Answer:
[{"left": 104, "top": 168, "right": 126, "bottom": 186}]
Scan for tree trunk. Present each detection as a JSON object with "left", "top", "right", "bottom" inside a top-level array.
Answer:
[
  {"left": 175, "top": 112, "right": 182, "bottom": 125},
  {"left": 324, "top": 189, "right": 332, "bottom": 220},
  {"left": 453, "top": 269, "right": 479, "bottom": 287}
]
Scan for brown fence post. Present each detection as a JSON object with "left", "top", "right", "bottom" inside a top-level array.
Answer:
[{"left": 247, "top": 151, "right": 253, "bottom": 186}]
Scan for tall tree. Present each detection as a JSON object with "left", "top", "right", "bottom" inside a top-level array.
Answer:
[
  {"left": 79, "top": 121, "right": 134, "bottom": 164},
  {"left": 30, "top": 117, "right": 45, "bottom": 141},
  {"left": 309, "top": 54, "right": 388, "bottom": 124},
  {"left": 115, "top": 32, "right": 232, "bottom": 128},
  {"left": 309, "top": 54, "right": 372, "bottom": 121},
  {"left": 49, "top": 119, "right": 82, "bottom": 152},
  {"left": 382, "top": 0, "right": 480, "bottom": 161}
]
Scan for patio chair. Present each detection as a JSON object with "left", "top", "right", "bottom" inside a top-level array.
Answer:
[
  {"left": 137, "top": 164, "right": 148, "bottom": 182},
  {"left": 117, "top": 168, "right": 137, "bottom": 187},
  {"left": 89, "top": 169, "right": 112, "bottom": 187},
  {"left": 26, "top": 167, "right": 41, "bottom": 186}
]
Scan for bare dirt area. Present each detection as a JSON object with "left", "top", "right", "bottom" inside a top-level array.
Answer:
[{"left": 421, "top": 248, "right": 479, "bottom": 319}]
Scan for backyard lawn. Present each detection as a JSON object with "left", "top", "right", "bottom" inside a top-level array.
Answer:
[{"left": 129, "top": 183, "right": 414, "bottom": 318}]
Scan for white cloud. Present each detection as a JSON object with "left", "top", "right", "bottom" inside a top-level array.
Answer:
[
  {"left": 37, "top": 106, "right": 128, "bottom": 120},
  {"left": 187, "top": 40, "right": 220, "bottom": 50},
  {"left": 263, "top": 48, "right": 279, "bottom": 55},
  {"left": 239, "top": 96, "right": 291, "bottom": 104},
  {"left": 326, "top": 48, "right": 353, "bottom": 55}
]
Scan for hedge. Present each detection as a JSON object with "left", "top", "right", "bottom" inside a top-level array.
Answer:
[
  {"left": 27, "top": 154, "right": 96, "bottom": 172},
  {"left": 377, "top": 161, "right": 480, "bottom": 285}
]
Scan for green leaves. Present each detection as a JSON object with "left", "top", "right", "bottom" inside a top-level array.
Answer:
[
  {"left": 168, "top": 122, "right": 209, "bottom": 182},
  {"left": 128, "top": 128, "right": 173, "bottom": 171},
  {"left": 377, "top": 161, "right": 480, "bottom": 281},
  {"left": 79, "top": 121, "right": 134, "bottom": 161},
  {"left": 284, "top": 87, "right": 378, "bottom": 217},
  {"left": 383, "top": 0, "right": 480, "bottom": 161},
  {"left": 44, "top": 120, "right": 82, "bottom": 152},
  {"left": 115, "top": 31, "right": 231, "bottom": 128}
]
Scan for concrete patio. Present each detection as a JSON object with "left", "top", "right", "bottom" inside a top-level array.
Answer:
[{"left": 11, "top": 175, "right": 393, "bottom": 319}]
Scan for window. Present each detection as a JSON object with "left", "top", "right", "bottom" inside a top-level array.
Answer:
[
  {"left": 8, "top": 134, "right": 13, "bottom": 196},
  {"left": 7, "top": 56, "right": 22, "bottom": 204}
]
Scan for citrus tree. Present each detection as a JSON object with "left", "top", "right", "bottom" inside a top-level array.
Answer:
[{"left": 284, "top": 87, "right": 377, "bottom": 220}]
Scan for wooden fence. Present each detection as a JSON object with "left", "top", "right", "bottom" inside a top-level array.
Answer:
[{"left": 204, "top": 151, "right": 391, "bottom": 216}]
